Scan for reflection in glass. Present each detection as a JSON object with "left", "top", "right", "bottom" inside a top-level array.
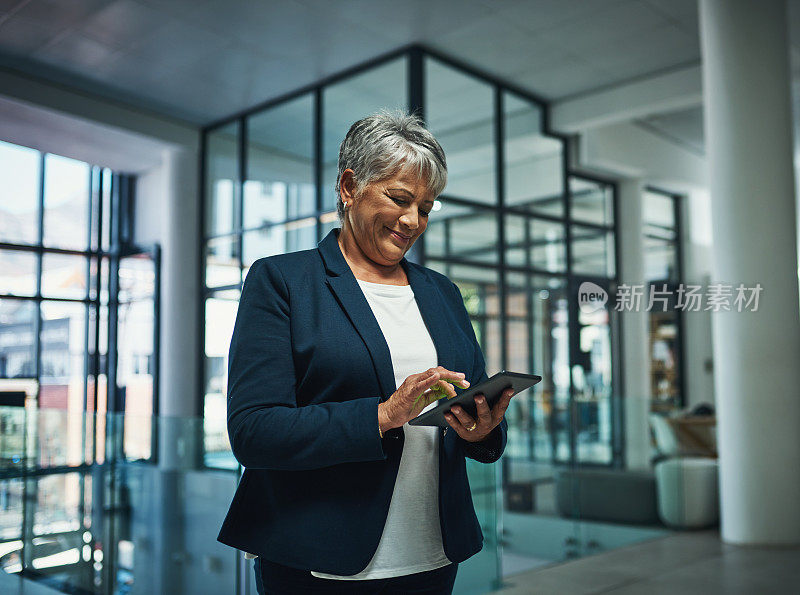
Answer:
[
  {"left": 426, "top": 57, "right": 495, "bottom": 204},
  {"left": 425, "top": 202, "right": 498, "bottom": 265},
  {"left": 0, "top": 140, "right": 40, "bottom": 245},
  {"left": 205, "top": 291, "right": 240, "bottom": 468},
  {"left": 118, "top": 254, "right": 156, "bottom": 461},
  {"left": 206, "top": 235, "right": 240, "bottom": 289},
  {"left": 0, "top": 300, "right": 37, "bottom": 379},
  {"left": 39, "top": 302, "right": 86, "bottom": 467},
  {"left": 572, "top": 282, "right": 613, "bottom": 465},
  {"left": 505, "top": 215, "right": 566, "bottom": 272},
  {"left": 570, "top": 177, "right": 613, "bottom": 226},
  {"left": 571, "top": 225, "right": 616, "bottom": 278},
  {"left": 504, "top": 274, "right": 569, "bottom": 462},
  {"left": 505, "top": 93, "right": 564, "bottom": 216},
  {"left": 322, "top": 57, "right": 408, "bottom": 212},
  {"left": 431, "top": 263, "right": 502, "bottom": 376},
  {"left": 247, "top": 94, "right": 315, "bottom": 223},
  {"left": 33, "top": 472, "right": 82, "bottom": 535},
  {"left": 242, "top": 218, "right": 317, "bottom": 268},
  {"left": 644, "top": 236, "right": 677, "bottom": 281},
  {"left": 643, "top": 190, "right": 675, "bottom": 229},
  {"left": 43, "top": 154, "right": 90, "bottom": 251},
  {"left": 0, "top": 249, "right": 37, "bottom": 296},
  {"left": 41, "top": 253, "right": 88, "bottom": 300},
  {"left": 644, "top": 190, "right": 681, "bottom": 409},
  {"left": 206, "top": 122, "right": 240, "bottom": 237},
  {"left": 39, "top": 302, "right": 85, "bottom": 393}
]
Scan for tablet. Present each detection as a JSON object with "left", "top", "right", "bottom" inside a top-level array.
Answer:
[{"left": 408, "top": 371, "right": 542, "bottom": 428}]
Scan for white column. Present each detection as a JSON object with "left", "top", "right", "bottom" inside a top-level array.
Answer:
[
  {"left": 617, "top": 178, "right": 651, "bottom": 470},
  {"left": 700, "top": 0, "right": 800, "bottom": 544},
  {"left": 159, "top": 146, "right": 201, "bottom": 469}
]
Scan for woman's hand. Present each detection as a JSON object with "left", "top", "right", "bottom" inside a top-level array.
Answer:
[
  {"left": 443, "top": 388, "right": 514, "bottom": 442},
  {"left": 378, "top": 366, "right": 469, "bottom": 432}
]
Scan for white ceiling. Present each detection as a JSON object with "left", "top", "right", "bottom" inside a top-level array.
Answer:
[
  {"left": 0, "top": 0, "right": 798, "bottom": 158},
  {"left": 0, "top": 0, "right": 703, "bottom": 125}
]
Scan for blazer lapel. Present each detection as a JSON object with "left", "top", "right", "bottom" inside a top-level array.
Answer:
[
  {"left": 318, "top": 228, "right": 459, "bottom": 402},
  {"left": 320, "top": 229, "right": 396, "bottom": 400}
]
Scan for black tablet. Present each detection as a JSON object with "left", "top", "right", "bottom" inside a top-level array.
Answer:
[{"left": 408, "top": 371, "right": 542, "bottom": 428}]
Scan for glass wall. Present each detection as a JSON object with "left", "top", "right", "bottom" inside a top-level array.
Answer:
[
  {"left": 199, "top": 48, "right": 672, "bottom": 591},
  {"left": 643, "top": 188, "right": 684, "bottom": 410},
  {"left": 0, "top": 139, "right": 157, "bottom": 588}
]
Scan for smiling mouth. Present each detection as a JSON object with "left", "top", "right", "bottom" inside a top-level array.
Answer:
[{"left": 387, "top": 228, "right": 411, "bottom": 242}]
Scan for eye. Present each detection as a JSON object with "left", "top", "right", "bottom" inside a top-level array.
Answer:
[
  {"left": 390, "top": 196, "right": 407, "bottom": 206},
  {"left": 420, "top": 210, "right": 430, "bottom": 218}
]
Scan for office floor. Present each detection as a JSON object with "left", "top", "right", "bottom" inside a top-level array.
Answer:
[{"left": 494, "top": 529, "right": 800, "bottom": 594}]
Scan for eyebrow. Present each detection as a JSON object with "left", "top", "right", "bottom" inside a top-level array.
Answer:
[{"left": 388, "top": 187, "right": 435, "bottom": 206}]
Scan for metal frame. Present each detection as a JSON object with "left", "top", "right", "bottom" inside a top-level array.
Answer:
[
  {"left": 198, "top": 44, "right": 623, "bottom": 474},
  {"left": 0, "top": 145, "right": 159, "bottom": 588},
  {"left": 643, "top": 185, "right": 687, "bottom": 409}
]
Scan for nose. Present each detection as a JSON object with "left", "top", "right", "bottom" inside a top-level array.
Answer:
[{"left": 398, "top": 208, "right": 419, "bottom": 231}]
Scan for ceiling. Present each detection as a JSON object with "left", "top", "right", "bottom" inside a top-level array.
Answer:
[
  {"left": 0, "top": 0, "right": 798, "bottom": 155},
  {"left": 0, "top": 0, "right": 702, "bottom": 123}
]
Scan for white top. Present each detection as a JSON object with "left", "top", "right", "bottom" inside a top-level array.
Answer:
[{"left": 310, "top": 278, "right": 451, "bottom": 580}]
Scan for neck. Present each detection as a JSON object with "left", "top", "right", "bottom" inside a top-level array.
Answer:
[{"left": 337, "top": 225, "right": 405, "bottom": 282}]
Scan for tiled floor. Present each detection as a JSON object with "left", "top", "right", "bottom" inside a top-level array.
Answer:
[{"left": 494, "top": 529, "right": 800, "bottom": 594}]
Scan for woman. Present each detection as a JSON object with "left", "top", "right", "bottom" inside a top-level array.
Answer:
[{"left": 217, "top": 110, "right": 515, "bottom": 594}]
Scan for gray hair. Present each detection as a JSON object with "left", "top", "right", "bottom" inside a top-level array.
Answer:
[{"left": 335, "top": 109, "right": 447, "bottom": 223}]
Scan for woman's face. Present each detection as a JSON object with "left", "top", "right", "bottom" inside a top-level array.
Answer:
[{"left": 343, "top": 167, "right": 435, "bottom": 266}]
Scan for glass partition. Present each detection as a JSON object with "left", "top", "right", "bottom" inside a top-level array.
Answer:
[{"left": 196, "top": 48, "right": 683, "bottom": 594}]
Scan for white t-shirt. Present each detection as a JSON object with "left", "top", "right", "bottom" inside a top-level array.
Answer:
[{"left": 310, "top": 278, "right": 451, "bottom": 580}]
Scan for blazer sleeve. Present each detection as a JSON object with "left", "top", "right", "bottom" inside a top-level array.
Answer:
[
  {"left": 226, "top": 258, "right": 388, "bottom": 471},
  {"left": 448, "top": 280, "right": 508, "bottom": 465}
]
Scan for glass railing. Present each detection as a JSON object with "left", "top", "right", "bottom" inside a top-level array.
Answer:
[{"left": 0, "top": 403, "right": 718, "bottom": 594}]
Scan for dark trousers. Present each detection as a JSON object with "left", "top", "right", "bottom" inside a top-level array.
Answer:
[{"left": 255, "top": 557, "right": 459, "bottom": 595}]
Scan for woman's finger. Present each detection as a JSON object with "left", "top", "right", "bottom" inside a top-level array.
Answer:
[
  {"left": 448, "top": 404, "right": 476, "bottom": 431},
  {"left": 474, "top": 394, "right": 492, "bottom": 426},
  {"left": 491, "top": 388, "right": 515, "bottom": 425}
]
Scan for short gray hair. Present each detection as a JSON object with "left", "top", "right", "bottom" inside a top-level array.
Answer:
[{"left": 335, "top": 109, "right": 447, "bottom": 223}]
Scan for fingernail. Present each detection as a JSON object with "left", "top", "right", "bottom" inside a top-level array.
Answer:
[
  {"left": 477, "top": 397, "right": 485, "bottom": 403},
  {"left": 453, "top": 407, "right": 462, "bottom": 413}
]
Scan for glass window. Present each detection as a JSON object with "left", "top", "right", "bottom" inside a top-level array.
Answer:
[
  {"left": 425, "top": 202, "right": 498, "bottom": 265},
  {"left": 571, "top": 280, "right": 613, "bottom": 465},
  {"left": 0, "top": 299, "right": 37, "bottom": 379},
  {"left": 570, "top": 177, "right": 613, "bottom": 226},
  {"left": 204, "top": 289, "right": 240, "bottom": 468},
  {"left": 246, "top": 94, "right": 316, "bottom": 224},
  {"left": 571, "top": 225, "right": 616, "bottom": 278},
  {"left": 426, "top": 57, "right": 496, "bottom": 205},
  {"left": 643, "top": 190, "right": 682, "bottom": 409},
  {"left": 242, "top": 217, "right": 317, "bottom": 269},
  {"left": 323, "top": 57, "right": 408, "bottom": 212},
  {"left": 505, "top": 214, "right": 566, "bottom": 272},
  {"left": 206, "top": 122, "right": 240, "bottom": 237},
  {"left": 39, "top": 302, "right": 85, "bottom": 397},
  {"left": 43, "top": 154, "right": 90, "bottom": 251},
  {"left": 0, "top": 249, "right": 38, "bottom": 296},
  {"left": 0, "top": 140, "right": 40, "bottom": 245},
  {"left": 206, "top": 235, "right": 241, "bottom": 289},
  {"left": 41, "top": 253, "right": 88, "bottom": 300},
  {"left": 504, "top": 93, "right": 564, "bottom": 217},
  {"left": 429, "top": 262, "right": 502, "bottom": 376}
]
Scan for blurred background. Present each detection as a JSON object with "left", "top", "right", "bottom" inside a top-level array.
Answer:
[{"left": 0, "top": 0, "right": 798, "bottom": 593}]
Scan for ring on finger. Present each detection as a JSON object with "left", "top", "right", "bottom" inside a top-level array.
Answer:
[{"left": 466, "top": 421, "right": 477, "bottom": 431}]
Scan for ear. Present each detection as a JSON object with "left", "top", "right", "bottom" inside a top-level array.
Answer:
[{"left": 339, "top": 169, "right": 357, "bottom": 203}]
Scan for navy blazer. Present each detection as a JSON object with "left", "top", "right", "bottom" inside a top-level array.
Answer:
[{"left": 217, "top": 227, "right": 507, "bottom": 575}]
